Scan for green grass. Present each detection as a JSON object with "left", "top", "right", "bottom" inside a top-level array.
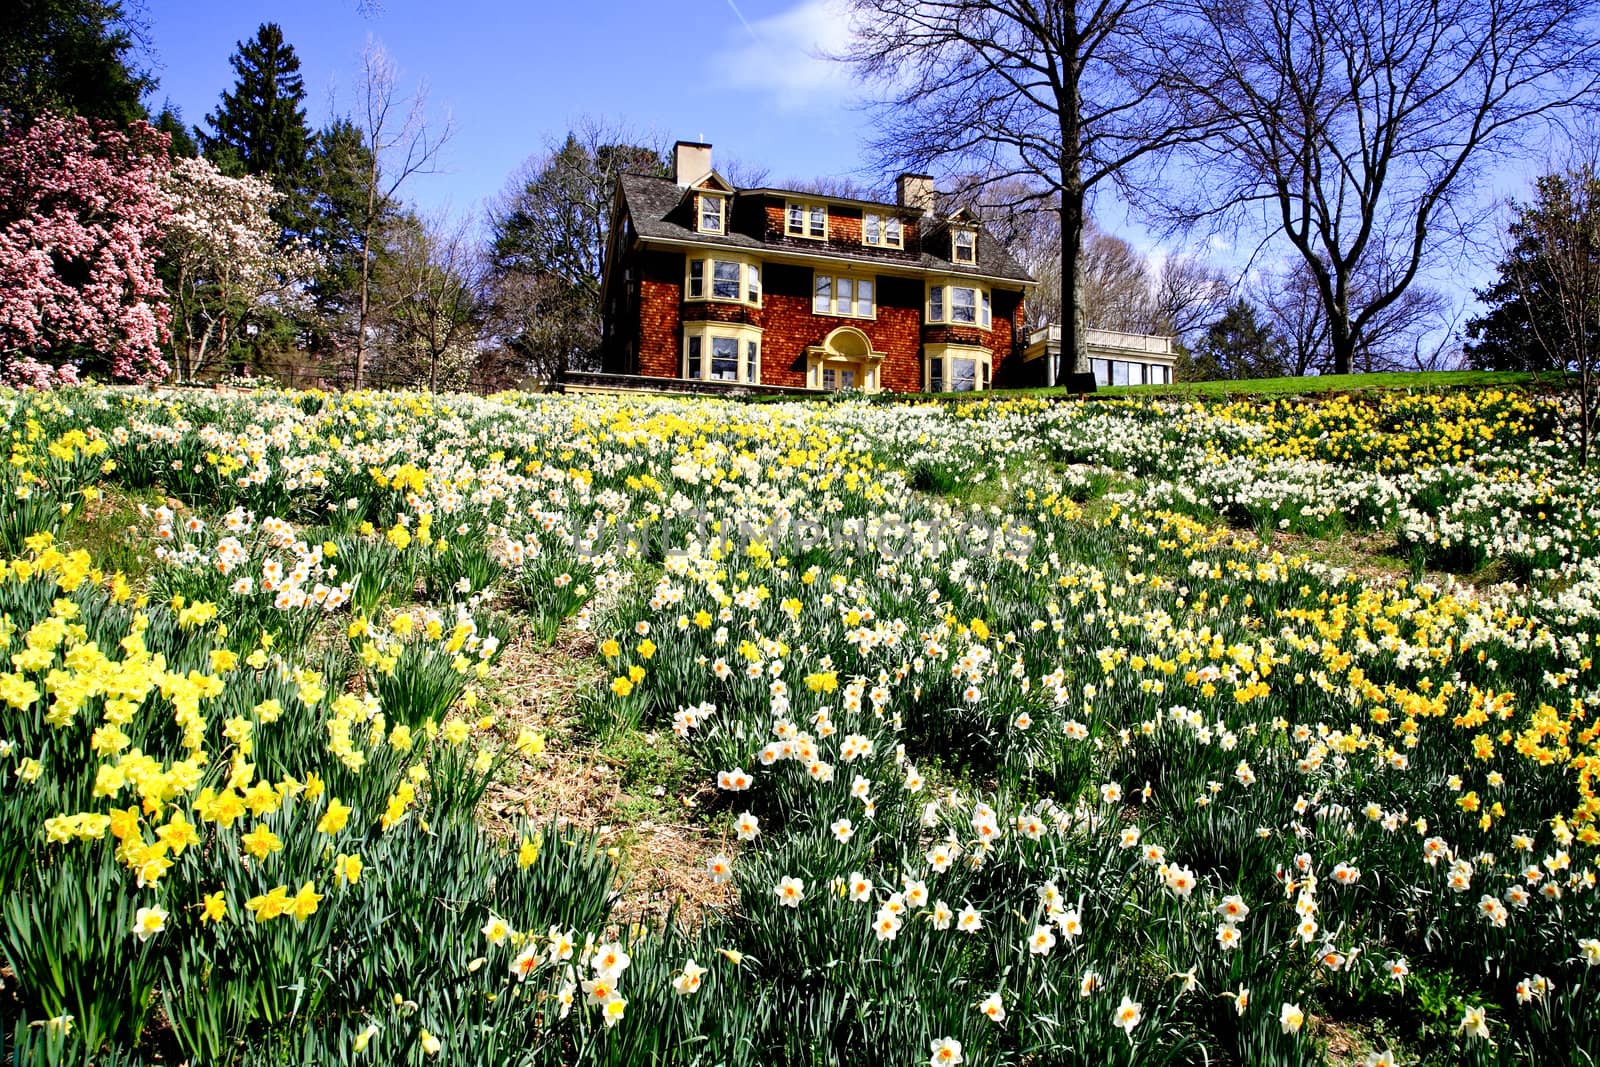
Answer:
[
  {"left": 57, "top": 485, "right": 169, "bottom": 582},
  {"left": 598, "top": 724, "right": 694, "bottom": 823},
  {"left": 1009, "top": 369, "right": 1562, "bottom": 400},
  {"left": 647, "top": 370, "right": 1568, "bottom": 404}
]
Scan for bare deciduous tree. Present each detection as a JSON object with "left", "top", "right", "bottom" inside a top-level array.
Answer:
[
  {"left": 780, "top": 174, "right": 878, "bottom": 200},
  {"left": 1153, "top": 254, "right": 1232, "bottom": 345},
  {"left": 488, "top": 118, "right": 664, "bottom": 383},
  {"left": 484, "top": 270, "right": 597, "bottom": 390},
  {"left": 1258, "top": 259, "right": 1455, "bottom": 375},
  {"left": 984, "top": 193, "right": 1230, "bottom": 343},
  {"left": 370, "top": 211, "right": 481, "bottom": 392},
  {"left": 1079, "top": 224, "right": 1154, "bottom": 333},
  {"left": 842, "top": 0, "right": 1191, "bottom": 379},
  {"left": 351, "top": 40, "right": 452, "bottom": 388},
  {"left": 1165, "top": 0, "right": 1600, "bottom": 375}
]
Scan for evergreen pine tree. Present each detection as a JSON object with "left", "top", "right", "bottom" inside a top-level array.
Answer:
[
  {"left": 153, "top": 102, "right": 198, "bottom": 158},
  {"left": 0, "top": 0, "right": 153, "bottom": 123},
  {"left": 199, "top": 23, "right": 312, "bottom": 232},
  {"left": 302, "top": 118, "right": 396, "bottom": 357},
  {"left": 1191, "top": 299, "right": 1287, "bottom": 381},
  {"left": 1464, "top": 169, "right": 1600, "bottom": 373}
]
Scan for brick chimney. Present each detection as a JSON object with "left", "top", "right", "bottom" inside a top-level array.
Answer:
[
  {"left": 896, "top": 173, "right": 937, "bottom": 215},
  {"left": 674, "top": 141, "right": 713, "bottom": 187}
]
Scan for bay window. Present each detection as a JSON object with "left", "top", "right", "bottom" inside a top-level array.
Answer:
[
  {"left": 925, "top": 344, "right": 993, "bottom": 393},
  {"left": 682, "top": 323, "right": 762, "bottom": 383},
  {"left": 926, "top": 280, "right": 993, "bottom": 328},
  {"left": 685, "top": 255, "right": 761, "bottom": 307}
]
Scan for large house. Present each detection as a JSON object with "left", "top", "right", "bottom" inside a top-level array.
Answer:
[{"left": 598, "top": 142, "right": 1036, "bottom": 393}]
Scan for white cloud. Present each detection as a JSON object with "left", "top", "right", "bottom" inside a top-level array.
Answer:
[{"left": 716, "top": 0, "right": 858, "bottom": 110}]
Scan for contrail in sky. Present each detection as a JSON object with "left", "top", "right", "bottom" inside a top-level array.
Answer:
[{"left": 724, "top": 0, "right": 762, "bottom": 42}]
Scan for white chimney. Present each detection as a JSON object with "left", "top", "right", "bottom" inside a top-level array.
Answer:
[
  {"left": 674, "top": 140, "right": 713, "bottom": 187},
  {"left": 896, "top": 173, "right": 937, "bottom": 215}
]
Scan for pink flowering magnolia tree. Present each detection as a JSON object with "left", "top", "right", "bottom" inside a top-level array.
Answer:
[
  {"left": 0, "top": 113, "right": 172, "bottom": 384},
  {"left": 162, "top": 156, "right": 318, "bottom": 382}
]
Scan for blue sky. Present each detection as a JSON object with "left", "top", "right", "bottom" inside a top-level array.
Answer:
[{"left": 141, "top": 0, "right": 872, "bottom": 218}]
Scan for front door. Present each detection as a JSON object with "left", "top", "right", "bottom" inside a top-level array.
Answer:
[{"left": 821, "top": 362, "right": 862, "bottom": 391}]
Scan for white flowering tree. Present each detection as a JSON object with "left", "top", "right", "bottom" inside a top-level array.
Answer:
[{"left": 162, "top": 156, "right": 318, "bottom": 382}]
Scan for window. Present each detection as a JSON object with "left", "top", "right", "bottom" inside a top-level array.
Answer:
[
  {"left": 1092, "top": 358, "right": 1112, "bottom": 387},
  {"left": 951, "top": 357, "right": 978, "bottom": 391},
  {"left": 698, "top": 194, "right": 726, "bottom": 234},
  {"left": 683, "top": 324, "right": 762, "bottom": 383},
  {"left": 950, "top": 286, "right": 976, "bottom": 324},
  {"left": 863, "top": 213, "right": 904, "bottom": 249},
  {"left": 786, "top": 200, "right": 828, "bottom": 239},
  {"left": 710, "top": 336, "right": 739, "bottom": 380},
  {"left": 925, "top": 344, "right": 992, "bottom": 393},
  {"left": 813, "top": 273, "right": 874, "bottom": 318},
  {"left": 712, "top": 260, "right": 740, "bottom": 299},
  {"left": 952, "top": 228, "right": 976, "bottom": 263},
  {"left": 927, "top": 280, "right": 992, "bottom": 327},
  {"left": 685, "top": 256, "right": 761, "bottom": 307}
]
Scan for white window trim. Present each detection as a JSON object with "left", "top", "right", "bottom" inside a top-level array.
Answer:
[
  {"left": 806, "top": 354, "right": 882, "bottom": 393},
  {"left": 926, "top": 279, "right": 993, "bottom": 328},
  {"left": 785, "top": 200, "right": 829, "bottom": 240},
  {"left": 685, "top": 254, "right": 761, "bottom": 307},
  {"left": 924, "top": 344, "right": 992, "bottom": 393},
  {"left": 683, "top": 323, "right": 763, "bottom": 384},
  {"left": 697, "top": 193, "right": 727, "bottom": 235},
  {"left": 813, "top": 271, "right": 877, "bottom": 319},
  {"left": 862, "top": 212, "right": 904, "bottom": 249},
  {"left": 952, "top": 228, "right": 977, "bottom": 263}
]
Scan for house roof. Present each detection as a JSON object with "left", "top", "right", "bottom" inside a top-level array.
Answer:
[{"left": 617, "top": 172, "right": 1035, "bottom": 287}]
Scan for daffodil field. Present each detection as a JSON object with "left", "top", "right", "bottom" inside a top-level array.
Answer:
[{"left": 1, "top": 384, "right": 1598, "bottom": 1066}]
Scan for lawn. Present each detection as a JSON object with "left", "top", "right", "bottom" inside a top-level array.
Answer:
[
  {"left": 1094, "top": 369, "right": 1558, "bottom": 398},
  {"left": 949, "top": 369, "right": 1556, "bottom": 402},
  {"left": 1, "top": 382, "right": 1596, "bottom": 1066}
]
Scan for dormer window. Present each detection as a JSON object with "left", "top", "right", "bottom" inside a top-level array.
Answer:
[
  {"left": 786, "top": 201, "right": 828, "bottom": 239},
  {"left": 863, "top": 213, "right": 903, "bottom": 249},
  {"left": 698, "top": 193, "right": 726, "bottom": 234},
  {"left": 952, "top": 228, "right": 976, "bottom": 264}
]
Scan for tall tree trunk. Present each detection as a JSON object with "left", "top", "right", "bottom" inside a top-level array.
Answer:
[
  {"left": 1582, "top": 356, "right": 1593, "bottom": 466},
  {"left": 355, "top": 148, "right": 379, "bottom": 391},
  {"left": 1061, "top": 195, "right": 1088, "bottom": 378},
  {"left": 1059, "top": 61, "right": 1088, "bottom": 382}
]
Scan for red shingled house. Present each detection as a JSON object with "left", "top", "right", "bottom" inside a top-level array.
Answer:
[{"left": 598, "top": 141, "right": 1036, "bottom": 393}]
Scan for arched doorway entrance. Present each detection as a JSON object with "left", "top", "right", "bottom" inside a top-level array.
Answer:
[{"left": 805, "top": 326, "right": 885, "bottom": 392}]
